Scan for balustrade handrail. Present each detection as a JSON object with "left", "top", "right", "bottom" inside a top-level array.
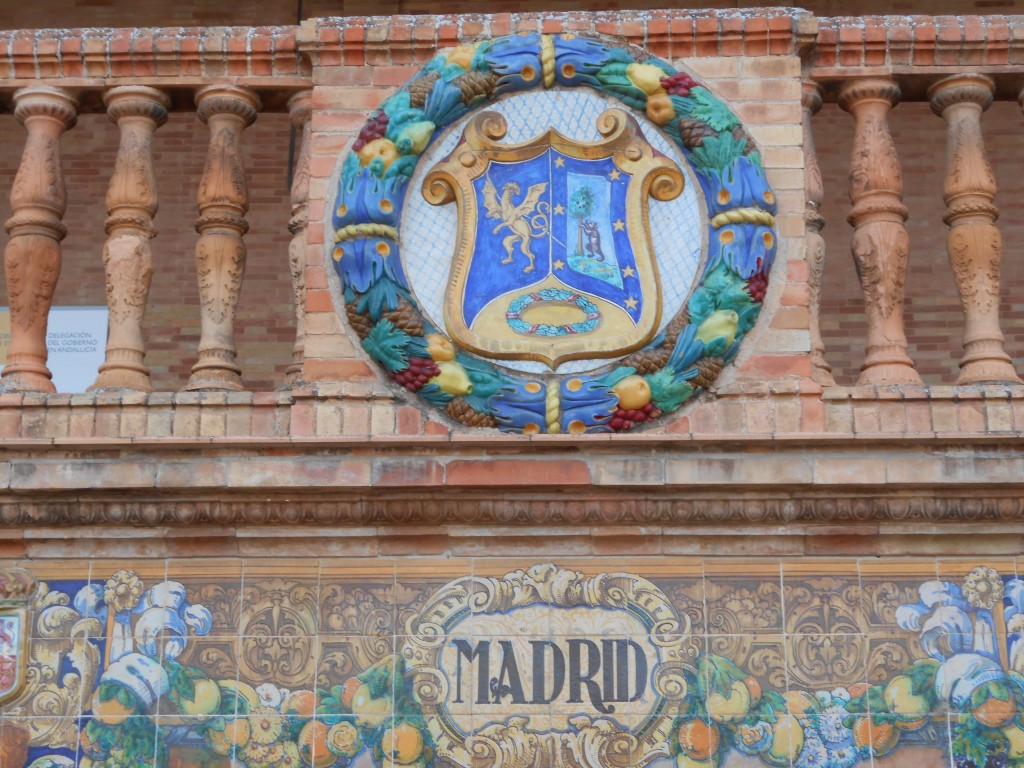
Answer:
[{"left": 0, "top": 12, "right": 1023, "bottom": 400}]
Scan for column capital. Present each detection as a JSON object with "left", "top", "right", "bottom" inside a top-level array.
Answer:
[
  {"left": 928, "top": 74, "right": 994, "bottom": 116},
  {"left": 837, "top": 78, "right": 900, "bottom": 113},
  {"left": 104, "top": 86, "right": 171, "bottom": 126},
  {"left": 288, "top": 89, "right": 313, "bottom": 128},
  {"left": 195, "top": 84, "right": 260, "bottom": 126},
  {"left": 800, "top": 81, "right": 823, "bottom": 115},
  {"left": 12, "top": 85, "right": 78, "bottom": 130}
]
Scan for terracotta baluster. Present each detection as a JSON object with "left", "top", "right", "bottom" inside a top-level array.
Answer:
[
  {"left": 0, "top": 86, "right": 77, "bottom": 393},
  {"left": 929, "top": 75, "right": 1021, "bottom": 384},
  {"left": 185, "top": 85, "right": 260, "bottom": 391},
  {"left": 802, "top": 82, "right": 835, "bottom": 387},
  {"left": 838, "top": 79, "right": 922, "bottom": 386},
  {"left": 284, "top": 90, "right": 312, "bottom": 386},
  {"left": 90, "top": 87, "right": 171, "bottom": 392}
]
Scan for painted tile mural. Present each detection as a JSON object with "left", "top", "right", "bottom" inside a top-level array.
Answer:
[{"left": 3, "top": 559, "right": 1024, "bottom": 767}]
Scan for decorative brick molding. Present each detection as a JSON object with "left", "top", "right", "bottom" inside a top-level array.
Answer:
[
  {"left": 4, "top": 14, "right": 1024, "bottom": 90},
  {"left": 0, "top": 26, "right": 309, "bottom": 82},
  {"left": 297, "top": 9, "right": 817, "bottom": 66},
  {"left": 812, "top": 15, "right": 1024, "bottom": 72}
]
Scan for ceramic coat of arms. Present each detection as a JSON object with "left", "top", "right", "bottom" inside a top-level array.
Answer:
[{"left": 332, "top": 34, "right": 777, "bottom": 433}]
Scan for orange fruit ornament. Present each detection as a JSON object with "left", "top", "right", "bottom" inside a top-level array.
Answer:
[
  {"left": 974, "top": 690, "right": 1016, "bottom": 728},
  {"left": 283, "top": 689, "right": 318, "bottom": 717},
  {"left": 676, "top": 719, "right": 720, "bottom": 761},
  {"left": 852, "top": 718, "right": 898, "bottom": 757},
  {"left": 207, "top": 718, "right": 252, "bottom": 756},
  {"left": 744, "top": 676, "right": 762, "bottom": 706},
  {"left": 91, "top": 689, "right": 137, "bottom": 725},
  {"left": 298, "top": 720, "right": 334, "bottom": 768},
  {"left": 847, "top": 682, "right": 871, "bottom": 699},
  {"left": 382, "top": 722, "right": 425, "bottom": 765},
  {"left": 340, "top": 676, "right": 363, "bottom": 711}
]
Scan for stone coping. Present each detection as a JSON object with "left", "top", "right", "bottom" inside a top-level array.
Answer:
[
  {"left": 0, "top": 383, "right": 1022, "bottom": 441},
  {"left": 0, "top": 12, "right": 1022, "bottom": 96}
]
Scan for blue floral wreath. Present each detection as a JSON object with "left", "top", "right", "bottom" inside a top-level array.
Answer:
[
  {"left": 332, "top": 33, "right": 777, "bottom": 434},
  {"left": 506, "top": 289, "right": 601, "bottom": 337}
]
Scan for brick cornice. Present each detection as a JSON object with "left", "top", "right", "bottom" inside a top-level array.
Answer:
[
  {"left": 2, "top": 14, "right": 1022, "bottom": 105},
  {"left": 298, "top": 9, "right": 817, "bottom": 65},
  {"left": 0, "top": 25, "right": 311, "bottom": 86},
  {"left": 810, "top": 15, "right": 1024, "bottom": 81}
]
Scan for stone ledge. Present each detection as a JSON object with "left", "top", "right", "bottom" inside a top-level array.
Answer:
[
  {"left": 2, "top": 386, "right": 1024, "bottom": 440},
  {"left": 4, "top": 516, "right": 1023, "bottom": 559},
  {"left": 0, "top": 486, "right": 1021, "bottom": 533}
]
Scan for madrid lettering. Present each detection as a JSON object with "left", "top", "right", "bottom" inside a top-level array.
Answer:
[{"left": 450, "top": 638, "right": 649, "bottom": 714}]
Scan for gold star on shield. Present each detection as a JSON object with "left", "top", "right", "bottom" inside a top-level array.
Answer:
[
  {"left": 622, "top": 266, "right": 635, "bottom": 278},
  {"left": 554, "top": 156, "right": 565, "bottom": 168},
  {"left": 613, "top": 219, "right": 625, "bottom": 231},
  {"left": 625, "top": 297, "right": 639, "bottom": 310},
  {"left": 553, "top": 259, "right": 565, "bottom": 270},
  {"left": 609, "top": 169, "right": 622, "bottom": 181},
  {"left": 553, "top": 204, "right": 565, "bottom": 215}
]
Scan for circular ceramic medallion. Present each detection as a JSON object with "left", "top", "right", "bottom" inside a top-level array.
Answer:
[{"left": 330, "top": 33, "right": 778, "bottom": 434}]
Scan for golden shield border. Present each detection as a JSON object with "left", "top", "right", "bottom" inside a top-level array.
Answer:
[{"left": 422, "top": 108, "right": 684, "bottom": 370}]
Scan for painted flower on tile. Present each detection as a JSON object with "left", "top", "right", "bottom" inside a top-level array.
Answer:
[
  {"left": 964, "top": 566, "right": 1005, "bottom": 611},
  {"left": 103, "top": 570, "right": 144, "bottom": 613}
]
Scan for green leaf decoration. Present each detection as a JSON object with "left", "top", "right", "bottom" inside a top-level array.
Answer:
[
  {"left": 690, "top": 132, "right": 748, "bottom": 174},
  {"left": 98, "top": 680, "right": 119, "bottom": 703},
  {"left": 382, "top": 90, "right": 412, "bottom": 116},
  {"left": 687, "top": 287, "right": 715, "bottom": 327},
  {"left": 598, "top": 366, "right": 638, "bottom": 388},
  {"left": 419, "top": 383, "right": 454, "bottom": 406},
  {"left": 116, "top": 685, "right": 137, "bottom": 711},
  {"left": 384, "top": 154, "right": 418, "bottom": 179},
  {"left": 670, "top": 93, "right": 696, "bottom": 118},
  {"left": 605, "top": 47, "right": 635, "bottom": 65},
  {"left": 405, "top": 336, "right": 430, "bottom": 359},
  {"left": 594, "top": 63, "right": 647, "bottom": 110},
  {"left": 845, "top": 694, "right": 867, "bottom": 714},
  {"left": 751, "top": 691, "right": 781, "bottom": 723},
  {"left": 711, "top": 654, "right": 746, "bottom": 681},
  {"left": 362, "top": 319, "right": 411, "bottom": 372},
  {"left": 172, "top": 669, "right": 195, "bottom": 703},
  {"left": 737, "top": 304, "right": 761, "bottom": 337},
  {"left": 358, "top": 656, "right": 397, "bottom": 701},
  {"left": 595, "top": 61, "right": 630, "bottom": 83},
  {"left": 689, "top": 262, "right": 751, "bottom": 327},
  {"left": 463, "top": 394, "right": 492, "bottom": 413},
  {"left": 864, "top": 685, "right": 886, "bottom": 712},
  {"left": 906, "top": 659, "right": 940, "bottom": 699},
  {"left": 646, "top": 367, "right": 693, "bottom": 413},
  {"left": 704, "top": 336, "right": 728, "bottom": 357},
  {"left": 456, "top": 354, "right": 510, "bottom": 399},
  {"left": 688, "top": 87, "right": 739, "bottom": 132},
  {"left": 717, "top": 280, "right": 756, "bottom": 313},
  {"left": 712, "top": 666, "right": 733, "bottom": 697}
]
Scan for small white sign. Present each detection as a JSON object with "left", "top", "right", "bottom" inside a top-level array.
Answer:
[{"left": 0, "top": 307, "right": 108, "bottom": 393}]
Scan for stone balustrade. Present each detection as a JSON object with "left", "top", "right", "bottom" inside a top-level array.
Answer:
[{"left": 0, "top": 11, "right": 1021, "bottom": 443}]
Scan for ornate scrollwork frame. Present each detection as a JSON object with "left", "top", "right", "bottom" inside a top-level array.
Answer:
[{"left": 400, "top": 563, "right": 694, "bottom": 768}]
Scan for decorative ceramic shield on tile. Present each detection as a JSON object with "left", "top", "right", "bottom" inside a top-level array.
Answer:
[
  {"left": 0, "top": 568, "right": 34, "bottom": 707},
  {"left": 330, "top": 33, "right": 778, "bottom": 434}
]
